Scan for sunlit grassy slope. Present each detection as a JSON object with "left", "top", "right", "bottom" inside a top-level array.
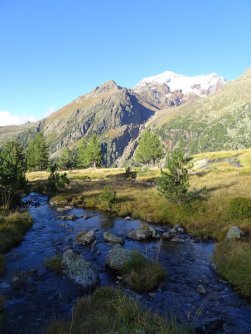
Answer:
[
  {"left": 28, "top": 147, "right": 251, "bottom": 240},
  {"left": 149, "top": 69, "right": 251, "bottom": 153}
]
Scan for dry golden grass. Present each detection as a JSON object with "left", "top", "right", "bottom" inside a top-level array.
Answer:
[{"left": 30, "top": 148, "right": 251, "bottom": 240}]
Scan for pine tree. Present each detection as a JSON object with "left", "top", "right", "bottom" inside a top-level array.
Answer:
[
  {"left": 58, "top": 147, "right": 76, "bottom": 170},
  {"left": 157, "top": 148, "right": 191, "bottom": 203},
  {"left": 77, "top": 138, "right": 89, "bottom": 168},
  {"left": 85, "top": 135, "right": 102, "bottom": 168},
  {"left": 0, "top": 140, "right": 27, "bottom": 207},
  {"left": 134, "top": 130, "right": 164, "bottom": 166},
  {"left": 26, "top": 133, "right": 49, "bottom": 171}
]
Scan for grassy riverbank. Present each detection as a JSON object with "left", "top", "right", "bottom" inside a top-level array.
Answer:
[
  {"left": 27, "top": 149, "right": 251, "bottom": 241},
  {"left": 27, "top": 148, "right": 251, "bottom": 297},
  {"left": 48, "top": 287, "right": 193, "bottom": 334}
]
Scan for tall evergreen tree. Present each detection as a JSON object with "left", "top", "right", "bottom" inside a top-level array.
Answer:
[
  {"left": 134, "top": 130, "right": 164, "bottom": 166},
  {"left": 58, "top": 147, "right": 76, "bottom": 170},
  {"left": 77, "top": 138, "right": 89, "bottom": 168},
  {"left": 0, "top": 140, "right": 27, "bottom": 207},
  {"left": 85, "top": 135, "right": 102, "bottom": 168},
  {"left": 26, "top": 133, "right": 49, "bottom": 171},
  {"left": 157, "top": 148, "right": 191, "bottom": 203}
]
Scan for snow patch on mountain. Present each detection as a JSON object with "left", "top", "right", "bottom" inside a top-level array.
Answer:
[{"left": 134, "top": 70, "right": 226, "bottom": 97}]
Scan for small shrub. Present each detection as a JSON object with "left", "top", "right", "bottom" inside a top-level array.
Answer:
[
  {"left": 97, "top": 186, "right": 117, "bottom": 210},
  {"left": 44, "top": 255, "right": 63, "bottom": 274},
  {"left": 229, "top": 197, "right": 251, "bottom": 218},
  {"left": 124, "top": 167, "right": 137, "bottom": 180},
  {"left": 122, "top": 251, "right": 166, "bottom": 292},
  {"left": 47, "top": 164, "right": 70, "bottom": 196}
]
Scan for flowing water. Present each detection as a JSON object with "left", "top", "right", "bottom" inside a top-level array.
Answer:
[{"left": 1, "top": 193, "right": 251, "bottom": 334}]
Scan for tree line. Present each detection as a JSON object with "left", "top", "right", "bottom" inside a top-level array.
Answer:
[{"left": 0, "top": 130, "right": 200, "bottom": 207}]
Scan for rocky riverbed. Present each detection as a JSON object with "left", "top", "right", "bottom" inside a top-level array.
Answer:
[{"left": 1, "top": 193, "right": 251, "bottom": 334}]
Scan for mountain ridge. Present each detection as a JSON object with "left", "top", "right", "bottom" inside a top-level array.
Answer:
[{"left": 0, "top": 68, "right": 250, "bottom": 166}]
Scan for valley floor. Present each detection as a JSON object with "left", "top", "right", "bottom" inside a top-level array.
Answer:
[{"left": 27, "top": 148, "right": 251, "bottom": 298}]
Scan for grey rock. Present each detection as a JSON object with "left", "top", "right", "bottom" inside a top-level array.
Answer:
[
  {"left": 197, "top": 284, "right": 207, "bottom": 295},
  {"left": 171, "top": 236, "right": 185, "bottom": 242},
  {"left": 106, "top": 246, "right": 135, "bottom": 271},
  {"left": 225, "top": 226, "right": 245, "bottom": 240},
  {"left": 162, "top": 232, "right": 172, "bottom": 240},
  {"left": 58, "top": 215, "right": 78, "bottom": 221},
  {"left": 76, "top": 230, "right": 96, "bottom": 245},
  {"left": 62, "top": 250, "right": 98, "bottom": 289},
  {"left": 128, "top": 226, "right": 153, "bottom": 240},
  {"left": 103, "top": 232, "right": 124, "bottom": 244}
]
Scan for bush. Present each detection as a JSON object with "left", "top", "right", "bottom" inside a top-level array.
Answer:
[
  {"left": 122, "top": 251, "right": 166, "bottom": 292},
  {"left": 47, "top": 164, "right": 70, "bottom": 195},
  {"left": 124, "top": 167, "right": 137, "bottom": 180},
  {"left": 229, "top": 197, "right": 251, "bottom": 218},
  {"left": 97, "top": 186, "right": 116, "bottom": 210}
]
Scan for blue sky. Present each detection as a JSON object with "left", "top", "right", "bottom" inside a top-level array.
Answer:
[{"left": 0, "top": 0, "right": 251, "bottom": 125}]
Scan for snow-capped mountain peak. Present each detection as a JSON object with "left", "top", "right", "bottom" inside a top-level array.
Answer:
[{"left": 134, "top": 70, "right": 226, "bottom": 97}]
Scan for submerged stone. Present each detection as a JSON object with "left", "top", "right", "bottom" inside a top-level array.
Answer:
[
  {"left": 76, "top": 230, "right": 96, "bottom": 245},
  {"left": 103, "top": 232, "right": 124, "bottom": 244}
]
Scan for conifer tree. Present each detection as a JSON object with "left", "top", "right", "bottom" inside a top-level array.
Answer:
[
  {"left": 0, "top": 140, "right": 27, "bottom": 207},
  {"left": 77, "top": 138, "right": 89, "bottom": 168},
  {"left": 85, "top": 135, "right": 102, "bottom": 168},
  {"left": 26, "top": 133, "right": 49, "bottom": 171},
  {"left": 157, "top": 148, "right": 191, "bottom": 203},
  {"left": 58, "top": 147, "right": 76, "bottom": 170},
  {"left": 135, "top": 130, "right": 164, "bottom": 166}
]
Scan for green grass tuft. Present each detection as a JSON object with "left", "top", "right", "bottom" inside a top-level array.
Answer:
[
  {"left": 44, "top": 255, "right": 63, "bottom": 274},
  {"left": 48, "top": 287, "right": 193, "bottom": 334},
  {"left": 214, "top": 240, "right": 251, "bottom": 297},
  {"left": 0, "top": 212, "right": 32, "bottom": 253},
  {"left": 122, "top": 251, "right": 166, "bottom": 292}
]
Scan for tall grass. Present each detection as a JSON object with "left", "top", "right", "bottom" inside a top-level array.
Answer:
[
  {"left": 48, "top": 287, "right": 193, "bottom": 334},
  {"left": 0, "top": 212, "right": 32, "bottom": 253}
]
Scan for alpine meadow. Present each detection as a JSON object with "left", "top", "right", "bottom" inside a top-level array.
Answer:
[{"left": 0, "top": 1, "right": 251, "bottom": 334}]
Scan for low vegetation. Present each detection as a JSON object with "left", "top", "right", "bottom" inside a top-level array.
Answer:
[
  {"left": 48, "top": 287, "right": 193, "bottom": 334},
  {"left": 122, "top": 252, "right": 166, "bottom": 292},
  {"left": 0, "top": 212, "right": 32, "bottom": 253},
  {"left": 44, "top": 254, "right": 63, "bottom": 274},
  {"left": 214, "top": 240, "right": 251, "bottom": 297}
]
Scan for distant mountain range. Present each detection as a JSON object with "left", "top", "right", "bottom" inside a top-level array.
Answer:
[{"left": 0, "top": 69, "right": 250, "bottom": 166}]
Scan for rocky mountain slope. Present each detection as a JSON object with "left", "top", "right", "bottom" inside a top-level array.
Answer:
[
  {"left": 0, "top": 69, "right": 250, "bottom": 166},
  {"left": 0, "top": 80, "right": 156, "bottom": 165},
  {"left": 147, "top": 69, "right": 251, "bottom": 154}
]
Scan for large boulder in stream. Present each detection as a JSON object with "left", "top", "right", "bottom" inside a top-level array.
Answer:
[
  {"left": 106, "top": 246, "right": 135, "bottom": 271},
  {"left": 103, "top": 232, "right": 124, "bottom": 245},
  {"left": 128, "top": 226, "right": 153, "bottom": 240},
  {"left": 76, "top": 230, "right": 96, "bottom": 245},
  {"left": 62, "top": 250, "right": 98, "bottom": 289},
  {"left": 225, "top": 226, "right": 245, "bottom": 240}
]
